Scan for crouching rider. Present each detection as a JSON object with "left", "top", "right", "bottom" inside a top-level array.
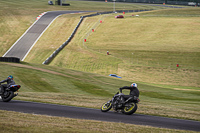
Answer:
[
  {"left": 0, "top": 75, "right": 15, "bottom": 95},
  {"left": 119, "top": 83, "right": 140, "bottom": 105}
]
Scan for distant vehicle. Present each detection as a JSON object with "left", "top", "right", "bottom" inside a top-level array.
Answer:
[
  {"left": 188, "top": 2, "right": 196, "bottom": 6},
  {"left": 109, "top": 74, "right": 122, "bottom": 78},
  {"left": 115, "top": 15, "right": 124, "bottom": 18},
  {"left": 48, "top": 1, "right": 53, "bottom": 5}
]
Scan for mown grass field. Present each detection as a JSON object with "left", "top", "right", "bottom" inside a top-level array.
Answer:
[
  {"left": 0, "top": 0, "right": 168, "bottom": 57},
  {"left": 0, "top": 0, "right": 200, "bottom": 132},
  {"left": 0, "top": 62, "right": 200, "bottom": 133},
  {"left": 28, "top": 8, "right": 200, "bottom": 88},
  {"left": 1, "top": 62, "right": 200, "bottom": 122},
  {"left": 1, "top": 110, "right": 198, "bottom": 133}
]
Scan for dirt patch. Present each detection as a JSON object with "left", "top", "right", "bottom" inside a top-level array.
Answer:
[{"left": 173, "top": 88, "right": 200, "bottom": 91}]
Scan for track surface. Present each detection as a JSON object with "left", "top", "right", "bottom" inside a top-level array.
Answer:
[
  {"left": 3, "top": 11, "right": 88, "bottom": 61},
  {"left": 0, "top": 100, "right": 199, "bottom": 131}
]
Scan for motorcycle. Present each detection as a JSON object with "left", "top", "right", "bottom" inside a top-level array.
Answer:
[
  {"left": 0, "top": 84, "right": 21, "bottom": 102},
  {"left": 101, "top": 92, "right": 140, "bottom": 115}
]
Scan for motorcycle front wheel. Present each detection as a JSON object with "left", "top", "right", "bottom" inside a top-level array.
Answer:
[
  {"left": 101, "top": 101, "right": 112, "bottom": 112},
  {"left": 1, "top": 91, "right": 14, "bottom": 102},
  {"left": 123, "top": 102, "right": 137, "bottom": 115}
]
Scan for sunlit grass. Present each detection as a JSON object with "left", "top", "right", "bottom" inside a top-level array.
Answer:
[
  {"left": 1, "top": 63, "right": 200, "bottom": 121},
  {"left": 0, "top": 0, "right": 168, "bottom": 56},
  {"left": 44, "top": 9, "right": 200, "bottom": 87},
  {"left": 1, "top": 0, "right": 200, "bottom": 132},
  {"left": 1, "top": 110, "right": 197, "bottom": 133}
]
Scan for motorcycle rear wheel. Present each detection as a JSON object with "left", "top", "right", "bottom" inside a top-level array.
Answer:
[
  {"left": 101, "top": 101, "right": 112, "bottom": 112},
  {"left": 123, "top": 102, "right": 137, "bottom": 115},
  {"left": 1, "top": 91, "right": 14, "bottom": 102}
]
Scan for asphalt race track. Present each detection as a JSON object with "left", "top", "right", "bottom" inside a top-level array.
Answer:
[
  {"left": 0, "top": 100, "right": 199, "bottom": 131},
  {"left": 3, "top": 11, "right": 88, "bottom": 61}
]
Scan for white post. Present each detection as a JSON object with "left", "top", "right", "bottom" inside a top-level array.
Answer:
[
  {"left": 113, "top": 0, "right": 116, "bottom": 13},
  {"left": 124, "top": 0, "right": 126, "bottom": 11}
]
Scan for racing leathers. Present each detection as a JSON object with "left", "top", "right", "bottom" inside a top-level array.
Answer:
[{"left": 119, "top": 86, "right": 139, "bottom": 104}]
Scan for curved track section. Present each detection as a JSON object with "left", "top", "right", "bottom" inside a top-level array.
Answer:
[
  {"left": 0, "top": 100, "right": 199, "bottom": 131},
  {"left": 3, "top": 11, "right": 88, "bottom": 61}
]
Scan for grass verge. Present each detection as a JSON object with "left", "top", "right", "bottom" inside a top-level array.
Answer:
[
  {"left": 42, "top": 8, "right": 200, "bottom": 88},
  {"left": 1, "top": 63, "right": 200, "bottom": 121},
  {"left": 0, "top": 110, "right": 198, "bottom": 133}
]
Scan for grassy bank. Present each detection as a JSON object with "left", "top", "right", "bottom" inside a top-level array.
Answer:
[
  {"left": 0, "top": 0, "right": 168, "bottom": 57},
  {"left": 1, "top": 63, "right": 200, "bottom": 121},
  {"left": 1, "top": 0, "right": 200, "bottom": 132},
  {"left": 33, "top": 8, "right": 200, "bottom": 88},
  {"left": 1, "top": 110, "right": 198, "bottom": 133}
]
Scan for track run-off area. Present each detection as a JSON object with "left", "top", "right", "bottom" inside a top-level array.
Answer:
[{"left": 0, "top": 100, "right": 200, "bottom": 132}]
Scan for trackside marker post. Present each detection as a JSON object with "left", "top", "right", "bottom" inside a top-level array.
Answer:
[{"left": 107, "top": 51, "right": 109, "bottom": 55}]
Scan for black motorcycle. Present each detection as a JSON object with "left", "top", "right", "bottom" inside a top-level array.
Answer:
[
  {"left": 101, "top": 92, "right": 140, "bottom": 115},
  {"left": 0, "top": 84, "right": 21, "bottom": 102}
]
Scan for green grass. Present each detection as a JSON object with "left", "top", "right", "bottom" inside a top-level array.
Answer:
[
  {"left": 1, "top": 62, "right": 200, "bottom": 121},
  {"left": 36, "top": 8, "right": 199, "bottom": 88},
  {"left": 0, "top": 0, "right": 200, "bottom": 132},
  {"left": 0, "top": 0, "right": 175, "bottom": 57},
  {"left": 1, "top": 110, "right": 198, "bottom": 133},
  {"left": 140, "top": 8, "right": 200, "bottom": 16}
]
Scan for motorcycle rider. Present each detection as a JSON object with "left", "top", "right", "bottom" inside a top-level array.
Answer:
[
  {"left": 119, "top": 83, "right": 139, "bottom": 105},
  {"left": 0, "top": 75, "right": 15, "bottom": 95}
]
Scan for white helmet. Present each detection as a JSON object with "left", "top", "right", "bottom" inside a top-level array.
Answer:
[{"left": 131, "top": 83, "right": 137, "bottom": 87}]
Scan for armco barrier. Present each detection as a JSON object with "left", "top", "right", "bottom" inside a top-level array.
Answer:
[
  {"left": 43, "top": 16, "right": 84, "bottom": 64},
  {"left": 0, "top": 57, "right": 20, "bottom": 63},
  {"left": 43, "top": 9, "right": 153, "bottom": 65}
]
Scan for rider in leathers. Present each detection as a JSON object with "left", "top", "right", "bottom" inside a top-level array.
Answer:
[
  {"left": 119, "top": 83, "right": 139, "bottom": 105},
  {"left": 0, "top": 75, "right": 15, "bottom": 95}
]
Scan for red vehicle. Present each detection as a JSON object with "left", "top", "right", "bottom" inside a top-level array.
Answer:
[{"left": 115, "top": 15, "right": 124, "bottom": 18}]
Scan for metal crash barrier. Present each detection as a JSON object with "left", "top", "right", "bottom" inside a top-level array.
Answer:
[{"left": 0, "top": 57, "right": 20, "bottom": 63}]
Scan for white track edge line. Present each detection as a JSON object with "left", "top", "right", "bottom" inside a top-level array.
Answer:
[
  {"left": 22, "top": 15, "right": 61, "bottom": 61},
  {"left": 2, "top": 14, "right": 43, "bottom": 57}
]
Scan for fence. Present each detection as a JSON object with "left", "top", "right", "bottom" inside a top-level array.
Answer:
[
  {"left": 90, "top": 0, "right": 200, "bottom": 6},
  {"left": 43, "top": 16, "right": 84, "bottom": 64},
  {"left": 0, "top": 57, "right": 20, "bottom": 63}
]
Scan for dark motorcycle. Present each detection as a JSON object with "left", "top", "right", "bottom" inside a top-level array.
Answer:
[
  {"left": 0, "top": 84, "right": 21, "bottom": 102},
  {"left": 101, "top": 92, "right": 140, "bottom": 115}
]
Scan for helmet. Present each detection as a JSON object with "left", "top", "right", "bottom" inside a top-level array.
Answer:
[
  {"left": 8, "top": 75, "right": 13, "bottom": 80},
  {"left": 131, "top": 83, "right": 137, "bottom": 87}
]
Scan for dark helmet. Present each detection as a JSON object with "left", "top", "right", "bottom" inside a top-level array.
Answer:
[{"left": 8, "top": 75, "right": 13, "bottom": 80}]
